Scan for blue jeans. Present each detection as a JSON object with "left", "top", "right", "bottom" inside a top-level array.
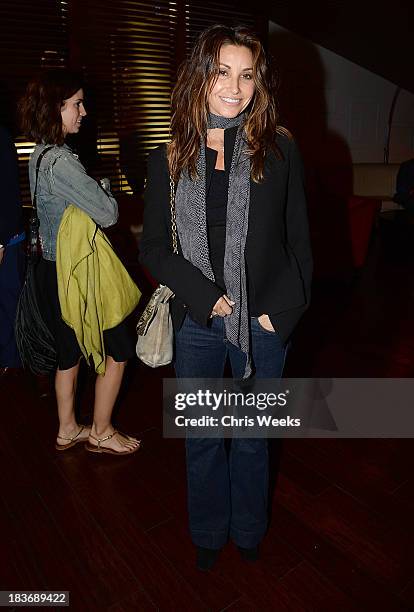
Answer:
[{"left": 174, "top": 315, "right": 288, "bottom": 549}]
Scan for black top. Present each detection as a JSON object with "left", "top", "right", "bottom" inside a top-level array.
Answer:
[
  {"left": 206, "top": 151, "right": 258, "bottom": 315},
  {"left": 206, "top": 155, "right": 228, "bottom": 293},
  {"left": 0, "top": 126, "right": 22, "bottom": 246},
  {"left": 140, "top": 127, "right": 313, "bottom": 344}
]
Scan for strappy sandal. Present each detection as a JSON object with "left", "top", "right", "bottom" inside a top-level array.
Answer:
[
  {"left": 55, "top": 425, "right": 89, "bottom": 451},
  {"left": 85, "top": 430, "right": 141, "bottom": 456}
]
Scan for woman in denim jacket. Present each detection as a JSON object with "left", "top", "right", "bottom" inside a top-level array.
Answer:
[{"left": 19, "top": 70, "right": 140, "bottom": 455}]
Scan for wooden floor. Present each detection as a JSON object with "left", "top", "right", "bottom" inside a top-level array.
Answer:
[{"left": 1, "top": 217, "right": 414, "bottom": 611}]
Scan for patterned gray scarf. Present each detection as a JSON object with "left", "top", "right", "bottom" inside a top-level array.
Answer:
[{"left": 175, "top": 112, "right": 252, "bottom": 378}]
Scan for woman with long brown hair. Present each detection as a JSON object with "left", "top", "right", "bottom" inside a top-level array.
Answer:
[{"left": 141, "top": 25, "right": 312, "bottom": 568}]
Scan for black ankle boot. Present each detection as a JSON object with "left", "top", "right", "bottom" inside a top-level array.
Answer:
[
  {"left": 196, "top": 546, "right": 220, "bottom": 571},
  {"left": 237, "top": 545, "right": 259, "bottom": 562}
]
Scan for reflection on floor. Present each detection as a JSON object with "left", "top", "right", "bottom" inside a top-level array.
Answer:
[{"left": 1, "top": 217, "right": 414, "bottom": 611}]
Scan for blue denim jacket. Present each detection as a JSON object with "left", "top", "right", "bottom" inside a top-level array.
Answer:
[{"left": 29, "top": 144, "right": 118, "bottom": 261}]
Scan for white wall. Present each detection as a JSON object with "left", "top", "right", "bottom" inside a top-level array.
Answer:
[{"left": 269, "top": 22, "right": 414, "bottom": 163}]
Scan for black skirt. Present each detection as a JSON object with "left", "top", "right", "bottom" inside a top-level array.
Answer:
[{"left": 35, "top": 258, "right": 135, "bottom": 371}]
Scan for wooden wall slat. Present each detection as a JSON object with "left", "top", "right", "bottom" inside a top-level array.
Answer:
[{"left": 1, "top": 0, "right": 265, "bottom": 205}]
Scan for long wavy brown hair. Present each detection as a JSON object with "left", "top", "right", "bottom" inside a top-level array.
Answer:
[
  {"left": 19, "top": 70, "right": 83, "bottom": 145},
  {"left": 168, "top": 24, "right": 283, "bottom": 183}
]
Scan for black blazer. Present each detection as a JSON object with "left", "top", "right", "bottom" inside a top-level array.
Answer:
[{"left": 140, "top": 128, "right": 313, "bottom": 344}]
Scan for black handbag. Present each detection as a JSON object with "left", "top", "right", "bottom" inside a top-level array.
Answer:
[{"left": 15, "top": 146, "right": 57, "bottom": 374}]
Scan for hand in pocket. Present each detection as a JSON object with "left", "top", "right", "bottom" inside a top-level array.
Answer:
[{"left": 258, "top": 314, "right": 275, "bottom": 332}]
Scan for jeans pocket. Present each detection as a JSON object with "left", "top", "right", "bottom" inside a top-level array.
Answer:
[{"left": 254, "top": 316, "right": 277, "bottom": 335}]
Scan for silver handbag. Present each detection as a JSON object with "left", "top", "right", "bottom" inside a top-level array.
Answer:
[{"left": 136, "top": 177, "right": 177, "bottom": 367}]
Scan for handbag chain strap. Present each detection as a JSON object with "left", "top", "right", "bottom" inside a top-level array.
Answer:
[
  {"left": 136, "top": 176, "right": 177, "bottom": 335},
  {"left": 169, "top": 175, "right": 178, "bottom": 255},
  {"left": 29, "top": 145, "right": 54, "bottom": 258},
  {"left": 32, "top": 146, "right": 54, "bottom": 212}
]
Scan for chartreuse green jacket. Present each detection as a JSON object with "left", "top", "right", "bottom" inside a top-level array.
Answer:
[{"left": 56, "top": 205, "right": 140, "bottom": 374}]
